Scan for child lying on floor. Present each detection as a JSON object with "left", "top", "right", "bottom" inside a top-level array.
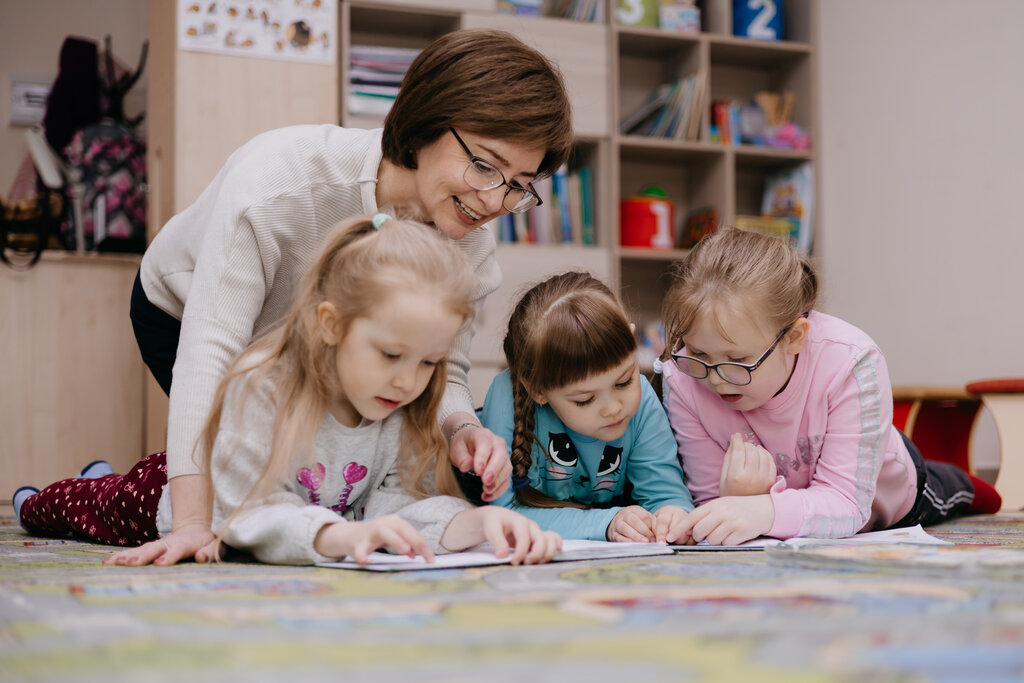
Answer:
[
  {"left": 655, "top": 227, "right": 1001, "bottom": 546},
  {"left": 14, "top": 215, "right": 560, "bottom": 566}
]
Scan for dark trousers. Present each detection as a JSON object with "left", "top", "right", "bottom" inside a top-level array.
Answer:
[
  {"left": 892, "top": 431, "right": 975, "bottom": 528},
  {"left": 130, "top": 271, "right": 180, "bottom": 396},
  {"left": 19, "top": 452, "right": 167, "bottom": 546}
]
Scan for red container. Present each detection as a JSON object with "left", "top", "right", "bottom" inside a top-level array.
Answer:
[{"left": 620, "top": 195, "right": 675, "bottom": 249}]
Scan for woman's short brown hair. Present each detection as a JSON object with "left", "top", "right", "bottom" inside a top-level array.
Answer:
[{"left": 381, "top": 29, "right": 574, "bottom": 179}]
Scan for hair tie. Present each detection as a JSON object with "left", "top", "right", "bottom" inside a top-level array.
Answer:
[
  {"left": 371, "top": 213, "right": 392, "bottom": 230},
  {"left": 512, "top": 476, "right": 531, "bottom": 491},
  {"left": 652, "top": 358, "right": 664, "bottom": 375}
]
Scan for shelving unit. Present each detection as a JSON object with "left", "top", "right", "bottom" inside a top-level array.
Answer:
[
  {"left": 339, "top": 0, "right": 815, "bottom": 384},
  {"left": 612, "top": 0, "right": 816, "bottom": 337},
  {"left": 338, "top": 0, "right": 816, "bottom": 382}
]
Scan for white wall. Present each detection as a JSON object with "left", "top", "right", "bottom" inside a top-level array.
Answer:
[
  {"left": 0, "top": 0, "right": 148, "bottom": 195},
  {"left": 817, "top": 0, "right": 1024, "bottom": 386}
]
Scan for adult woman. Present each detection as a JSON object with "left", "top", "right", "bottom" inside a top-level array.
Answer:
[{"left": 115, "top": 29, "right": 573, "bottom": 565}]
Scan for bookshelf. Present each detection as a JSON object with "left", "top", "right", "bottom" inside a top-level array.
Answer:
[
  {"left": 144, "top": 0, "right": 815, "bottom": 410},
  {"left": 613, "top": 0, "right": 816, "bottom": 343},
  {"left": 339, "top": 0, "right": 816, "bottom": 380}
]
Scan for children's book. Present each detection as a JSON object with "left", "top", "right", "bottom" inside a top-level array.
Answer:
[
  {"left": 671, "top": 525, "right": 950, "bottom": 551},
  {"left": 619, "top": 82, "right": 675, "bottom": 136},
  {"left": 761, "top": 161, "right": 813, "bottom": 253},
  {"left": 317, "top": 539, "right": 674, "bottom": 571},
  {"left": 767, "top": 531, "right": 1024, "bottom": 578}
]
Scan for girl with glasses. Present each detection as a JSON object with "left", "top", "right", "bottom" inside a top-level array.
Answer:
[
  {"left": 655, "top": 228, "right": 1000, "bottom": 546},
  {"left": 480, "top": 271, "right": 695, "bottom": 543},
  {"left": 122, "top": 29, "right": 573, "bottom": 566}
]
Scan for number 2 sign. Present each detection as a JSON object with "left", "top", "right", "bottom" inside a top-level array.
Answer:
[{"left": 733, "top": 0, "right": 783, "bottom": 41}]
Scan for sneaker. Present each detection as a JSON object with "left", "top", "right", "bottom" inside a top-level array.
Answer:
[
  {"left": 13, "top": 486, "right": 39, "bottom": 527},
  {"left": 78, "top": 460, "right": 114, "bottom": 479}
]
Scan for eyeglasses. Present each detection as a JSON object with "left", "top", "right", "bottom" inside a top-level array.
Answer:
[
  {"left": 671, "top": 324, "right": 792, "bottom": 386},
  {"left": 449, "top": 128, "right": 542, "bottom": 214}
]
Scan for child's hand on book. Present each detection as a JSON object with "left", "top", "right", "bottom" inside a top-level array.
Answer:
[
  {"left": 668, "top": 495, "right": 775, "bottom": 546},
  {"left": 315, "top": 515, "right": 434, "bottom": 565},
  {"left": 653, "top": 505, "right": 693, "bottom": 545},
  {"left": 607, "top": 505, "right": 657, "bottom": 542},
  {"left": 719, "top": 432, "right": 777, "bottom": 497},
  {"left": 443, "top": 506, "right": 562, "bottom": 565}
]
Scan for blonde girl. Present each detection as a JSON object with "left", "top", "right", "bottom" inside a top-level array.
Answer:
[
  {"left": 657, "top": 228, "right": 1001, "bottom": 546},
  {"left": 479, "top": 271, "right": 695, "bottom": 542},
  {"left": 17, "top": 216, "right": 561, "bottom": 566},
  {"left": 124, "top": 28, "right": 574, "bottom": 566}
]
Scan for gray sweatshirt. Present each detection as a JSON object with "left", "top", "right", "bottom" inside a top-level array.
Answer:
[{"left": 158, "top": 368, "right": 473, "bottom": 565}]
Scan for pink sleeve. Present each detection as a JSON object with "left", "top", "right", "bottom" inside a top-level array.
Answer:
[
  {"left": 662, "top": 368, "right": 726, "bottom": 506},
  {"left": 768, "top": 347, "right": 891, "bottom": 539}
]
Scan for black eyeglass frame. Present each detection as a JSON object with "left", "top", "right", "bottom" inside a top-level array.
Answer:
[
  {"left": 449, "top": 127, "right": 543, "bottom": 214},
  {"left": 671, "top": 324, "right": 793, "bottom": 386}
]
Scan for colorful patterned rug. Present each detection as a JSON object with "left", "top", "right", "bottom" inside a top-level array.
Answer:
[{"left": 2, "top": 513, "right": 1024, "bottom": 682}]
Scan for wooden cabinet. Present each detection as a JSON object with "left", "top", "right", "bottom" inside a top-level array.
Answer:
[{"left": 0, "top": 253, "right": 144, "bottom": 488}]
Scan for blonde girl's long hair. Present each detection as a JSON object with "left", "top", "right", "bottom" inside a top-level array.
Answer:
[
  {"left": 660, "top": 227, "right": 818, "bottom": 366},
  {"left": 502, "top": 271, "right": 637, "bottom": 509},
  {"left": 198, "top": 215, "right": 476, "bottom": 538}
]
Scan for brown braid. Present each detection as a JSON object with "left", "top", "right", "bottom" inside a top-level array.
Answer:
[{"left": 510, "top": 370, "right": 585, "bottom": 508}]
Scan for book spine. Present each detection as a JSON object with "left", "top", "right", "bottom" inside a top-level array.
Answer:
[
  {"left": 552, "top": 165, "right": 572, "bottom": 243},
  {"left": 578, "top": 166, "right": 595, "bottom": 245}
]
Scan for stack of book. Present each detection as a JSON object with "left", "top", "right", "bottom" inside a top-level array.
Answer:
[
  {"left": 494, "top": 164, "right": 597, "bottom": 246},
  {"left": 550, "top": 0, "right": 605, "bottom": 21},
  {"left": 618, "top": 71, "right": 706, "bottom": 140},
  {"left": 498, "top": 0, "right": 603, "bottom": 20},
  {"left": 347, "top": 45, "right": 420, "bottom": 117}
]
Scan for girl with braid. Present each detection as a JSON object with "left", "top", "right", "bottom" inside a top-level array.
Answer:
[{"left": 479, "top": 271, "right": 695, "bottom": 542}]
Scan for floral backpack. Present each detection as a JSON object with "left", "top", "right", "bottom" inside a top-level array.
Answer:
[{"left": 60, "top": 119, "right": 147, "bottom": 253}]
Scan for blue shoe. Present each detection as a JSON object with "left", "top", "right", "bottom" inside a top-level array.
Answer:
[
  {"left": 78, "top": 460, "right": 114, "bottom": 479},
  {"left": 13, "top": 486, "right": 39, "bottom": 527}
]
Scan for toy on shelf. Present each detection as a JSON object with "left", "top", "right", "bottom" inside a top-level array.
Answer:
[
  {"left": 620, "top": 185, "right": 674, "bottom": 250},
  {"left": 733, "top": 0, "right": 783, "bottom": 41},
  {"left": 678, "top": 206, "right": 718, "bottom": 249},
  {"left": 710, "top": 91, "right": 809, "bottom": 150}
]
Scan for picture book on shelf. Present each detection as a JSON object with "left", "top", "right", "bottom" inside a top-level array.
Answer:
[
  {"left": 619, "top": 74, "right": 704, "bottom": 141},
  {"left": 761, "top": 161, "right": 813, "bottom": 253}
]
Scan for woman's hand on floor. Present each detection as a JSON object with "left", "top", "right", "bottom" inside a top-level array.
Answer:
[{"left": 103, "top": 522, "right": 219, "bottom": 566}]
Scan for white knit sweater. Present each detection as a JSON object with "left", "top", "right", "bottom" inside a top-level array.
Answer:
[{"left": 140, "top": 125, "right": 501, "bottom": 479}]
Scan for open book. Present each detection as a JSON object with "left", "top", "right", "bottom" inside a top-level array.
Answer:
[
  {"left": 670, "top": 524, "right": 950, "bottom": 551},
  {"left": 318, "top": 539, "right": 673, "bottom": 572}
]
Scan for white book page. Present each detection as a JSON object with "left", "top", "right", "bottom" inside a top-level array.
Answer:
[
  {"left": 317, "top": 539, "right": 673, "bottom": 571},
  {"left": 669, "top": 524, "right": 950, "bottom": 551}
]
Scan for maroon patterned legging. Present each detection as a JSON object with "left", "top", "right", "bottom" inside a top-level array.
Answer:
[{"left": 19, "top": 451, "right": 167, "bottom": 547}]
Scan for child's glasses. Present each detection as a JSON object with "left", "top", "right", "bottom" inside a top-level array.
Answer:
[
  {"left": 449, "top": 128, "right": 543, "bottom": 214},
  {"left": 671, "top": 324, "right": 792, "bottom": 386}
]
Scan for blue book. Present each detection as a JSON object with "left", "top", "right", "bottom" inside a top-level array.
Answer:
[
  {"left": 578, "top": 166, "right": 595, "bottom": 245},
  {"left": 551, "top": 165, "right": 572, "bottom": 243}
]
